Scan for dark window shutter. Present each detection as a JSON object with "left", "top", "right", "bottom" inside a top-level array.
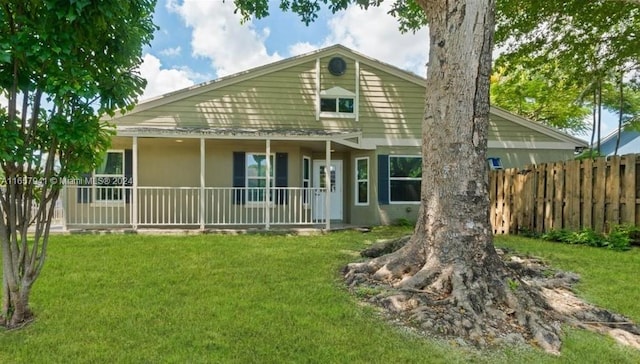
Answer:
[
  {"left": 124, "top": 149, "right": 133, "bottom": 203},
  {"left": 77, "top": 172, "right": 93, "bottom": 203},
  {"left": 233, "top": 152, "right": 246, "bottom": 204},
  {"left": 377, "top": 154, "right": 389, "bottom": 205},
  {"left": 275, "top": 153, "right": 288, "bottom": 204}
]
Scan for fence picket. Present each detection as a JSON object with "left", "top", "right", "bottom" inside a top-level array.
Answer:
[
  {"left": 622, "top": 155, "right": 636, "bottom": 225},
  {"left": 594, "top": 158, "right": 607, "bottom": 232},
  {"left": 582, "top": 158, "right": 594, "bottom": 229},
  {"left": 553, "top": 162, "right": 564, "bottom": 230},
  {"left": 565, "top": 160, "right": 579, "bottom": 230},
  {"left": 608, "top": 156, "right": 621, "bottom": 229},
  {"left": 535, "top": 164, "right": 546, "bottom": 234}
]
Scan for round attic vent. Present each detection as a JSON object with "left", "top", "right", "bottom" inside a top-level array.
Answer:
[{"left": 328, "top": 57, "right": 347, "bottom": 76}]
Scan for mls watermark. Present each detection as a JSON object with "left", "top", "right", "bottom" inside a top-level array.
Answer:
[{"left": 0, "top": 176, "right": 133, "bottom": 186}]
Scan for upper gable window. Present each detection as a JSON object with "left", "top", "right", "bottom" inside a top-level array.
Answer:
[
  {"left": 320, "top": 97, "right": 354, "bottom": 113},
  {"left": 319, "top": 86, "right": 356, "bottom": 118}
]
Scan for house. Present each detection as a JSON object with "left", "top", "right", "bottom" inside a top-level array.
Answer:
[
  {"left": 62, "top": 45, "right": 587, "bottom": 230},
  {"left": 599, "top": 127, "right": 640, "bottom": 156}
]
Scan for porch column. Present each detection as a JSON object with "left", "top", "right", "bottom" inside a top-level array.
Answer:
[
  {"left": 200, "top": 137, "right": 205, "bottom": 230},
  {"left": 132, "top": 136, "right": 138, "bottom": 230},
  {"left": 265, "top": 139, "right": 271, "bottom": 230},
  {"left": 325, "top": 139, "right": 331, "bottom": 230}
]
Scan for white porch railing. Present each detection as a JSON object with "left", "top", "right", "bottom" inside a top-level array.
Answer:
[{"left": 64, "top": 186, "right": 326, "bottom": 228}]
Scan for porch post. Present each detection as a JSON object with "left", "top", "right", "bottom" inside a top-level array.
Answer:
[
  {"left": 265, "top": 139, "right": 271, "bottom": 230},
  {"left": 325, "top": 139, "right": 331, "bottom": 230},
  {"left": 200, "top": 137, "right": 205, "bottom": 230},
  {"left": 132, "top": 136, "right": 138, "bottom": 230}
]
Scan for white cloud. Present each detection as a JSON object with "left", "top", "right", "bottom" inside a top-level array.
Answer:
[
  {"left": 288, "top": 42, "right": 319, "bottom": 57},
  {"left": 159, "top": 46, "right": 182, "bottom": 57},
  {"left": 168, "top": 0, "right": 282, "bottom": 77},
  {"left": 138, "top": 53, "right": 195, "bottom": 100},
  {"left": 288, "top": 3, "right": 429, "bottom": 77}
]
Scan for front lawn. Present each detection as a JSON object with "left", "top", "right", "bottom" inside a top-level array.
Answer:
[{"left": 0, "top": 228, "right": 638, "bottom": 363}]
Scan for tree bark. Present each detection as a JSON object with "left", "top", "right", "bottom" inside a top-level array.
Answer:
[{"left": 345, "top": 0, "right": 561, "bottom": 354}]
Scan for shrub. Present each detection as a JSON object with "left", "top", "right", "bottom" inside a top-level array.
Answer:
[
  {"left": 541, "top": 229, "right": 573, "bottom": 243},
  {"left": 607, "top": 226, "right": 633, "bottom": 251},
  {"left": 394, "top": 217, "right": 414, "bottom": 227},
  {"left": 570, "top": 229, "right": 599, "bottom": 246},
  {"left": 540, "top": 226, "right": 633, "bottom": 251}
]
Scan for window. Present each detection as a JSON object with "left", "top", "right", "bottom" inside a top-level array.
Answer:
[
  {"left": 94, "top": 150, "right": 125, "bottom": 202},
  {"left": 389, "top": 156, "right": 421, "bottom": 203},
  {"left": 319, "top": 86, "right": 356, "bottom": 117},
  {"left": 302, "top": 156, "right": 311, "bottom": 204},
  {"left": 320, "top": 97, "right": 354, "bottom": 113},
  {"left": 355, "top": 157, "right": 369, "bottom": 205},
  {"left": 246, "top": 153, "right": 275, "bottom": 203}
]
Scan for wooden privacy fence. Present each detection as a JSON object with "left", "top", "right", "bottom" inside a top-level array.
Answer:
[{"left": 489, "top": 154, "right": 640, "bottom": 235}]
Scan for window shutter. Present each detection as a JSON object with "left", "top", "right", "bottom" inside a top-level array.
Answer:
[
  {"left": 377, "top": 154, "right": 389, "bottom": 205},
  {"left": 124, "top": 149, "right": 133, "bottom": 203},
  {"left": 275, "top": 153, "right": 288, "bottom": 204},
  {"left": 232, "top": 152, "right": 246, "bottom": 204},
  {"left": 77, "top": 172, "right": 93, "bottom": 203}
]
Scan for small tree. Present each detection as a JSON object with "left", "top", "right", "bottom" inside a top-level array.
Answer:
[{"left": 0, "top": 0, "right": 156, "bottom": 328}]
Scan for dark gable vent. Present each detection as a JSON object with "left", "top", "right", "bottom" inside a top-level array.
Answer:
[{"left": 328, "top": 57, "right": 347, "bottom": 76}]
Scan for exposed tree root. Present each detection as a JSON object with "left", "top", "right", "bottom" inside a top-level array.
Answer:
[{"left": 344, "top": 236, "right": 640, "bottom": 355}]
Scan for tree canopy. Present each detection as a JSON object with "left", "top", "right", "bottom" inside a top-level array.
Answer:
[
  {"left": 490, "top": 64, "right": 591, "bottom": 132},
  {"left": 0, "top": 0, "right": 156, "bottom": 327},
  {"left": 493, "top": 0, "right": 640, "bottom": 136}
]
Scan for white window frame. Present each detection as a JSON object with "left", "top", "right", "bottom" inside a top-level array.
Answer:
[
  {"left": 389, "top": 155, "right": 421, "bottom": 204},
  {"left": 93, "top": 149, "right": 125, "bottom": 204},
  {"left": 245, "top": 152, "right": 275, "bottom": 205},
  {"left": 355, "top": 157, "right": 369, "bottom": 206},
  {"left": 319, "top": 86, "right": 356, "bottom": 119}
]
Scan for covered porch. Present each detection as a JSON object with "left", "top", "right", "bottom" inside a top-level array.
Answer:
[{"left": 62, "top": 127, "right": 364, "bottom": 231}]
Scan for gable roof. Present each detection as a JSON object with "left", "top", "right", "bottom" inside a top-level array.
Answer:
[
  {"left": 599, "top": 127, "right": 640, "bottom": 155},
  {"left": 119, "top": 44, "right": 425, "bottom": 117},
  {"left": 112, "top": 44, "right": 586, "bottom": 147}
]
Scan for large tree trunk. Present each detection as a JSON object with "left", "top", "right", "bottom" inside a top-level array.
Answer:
[{"left": 345, "top": 0, "right": 561, "bottom": 354}]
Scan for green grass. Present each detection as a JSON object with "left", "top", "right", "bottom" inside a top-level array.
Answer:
[
  {"left": 494, "top": 235, "right": 640, "bottom": 323},
  {"left": 0, "top": 228, "right": 638, "bottom": 363}
]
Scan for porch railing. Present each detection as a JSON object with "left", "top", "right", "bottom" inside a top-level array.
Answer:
[{"left": 64, "top": 186, "right": 326, "bottom": 228}]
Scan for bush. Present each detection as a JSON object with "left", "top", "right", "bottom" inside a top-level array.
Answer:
[
  {"left": 540, "top": 226, "right": 633, "bottom": 251},
  {"left": 394, "top": 217, "right": 414, "bottom": 227}
]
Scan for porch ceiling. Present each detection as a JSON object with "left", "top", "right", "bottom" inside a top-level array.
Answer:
[{"left": 116, "top": 126, "right": 364, "bottom": 151}]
